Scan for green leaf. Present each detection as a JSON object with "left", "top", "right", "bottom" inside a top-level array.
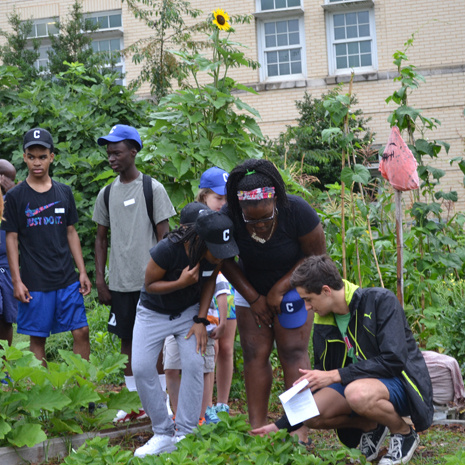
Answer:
[
  {"left": 341, "top": 164, "right": 371, "bottom": 185},
  {"left": 0, "top": 418, "right": 12, "bottom": 439},
  {"left": 426, "top": 165, "right": 445, "bottom": 181},
  {"left": 7, "top": 423, "right": 47, "bottom": 448},
  {"left": 66, "top": 384, "right": 101, "bottom": 408},
  {"left": 106, "top": 389, "right": 142, "bottom": 413},
  {"left": 434, "top": 191, "right": 458, "bottom": 202},
  {"left": 22, "top": 385, "right": 71, "bottom": 415},
  {"left": 235, "top": 98, "right": 261, "bottom": 118}
]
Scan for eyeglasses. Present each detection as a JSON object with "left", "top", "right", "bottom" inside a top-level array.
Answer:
[{"left": 242, "top": 207, "right": 276, "bottom": 225}]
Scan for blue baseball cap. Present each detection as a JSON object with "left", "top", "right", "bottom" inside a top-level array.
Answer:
[
  {"left": 97, "top": 125, "right": 143, "bottom": 151},
  {"left": 199, "top": 167, "right": 229, "bottom": 195},
  {"left": 277, "top": 289, "right": 308, "bottom": 329}
]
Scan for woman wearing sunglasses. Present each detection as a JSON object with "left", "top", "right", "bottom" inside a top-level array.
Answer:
[{"left": 222, "top": 159, "right": 326, "bottom": 438}]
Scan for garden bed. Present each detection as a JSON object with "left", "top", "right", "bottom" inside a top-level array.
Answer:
[{"left": 0, "top": 420, "right": 151, "bottom": 465}]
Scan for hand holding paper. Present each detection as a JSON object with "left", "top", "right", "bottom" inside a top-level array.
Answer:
[{"left": 279, "top": 379, "right": 320, "bottom": 426}]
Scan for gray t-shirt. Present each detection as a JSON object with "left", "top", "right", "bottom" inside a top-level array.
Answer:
[{"left": 93, "top": 172, "right": 176, "bottom": 292}]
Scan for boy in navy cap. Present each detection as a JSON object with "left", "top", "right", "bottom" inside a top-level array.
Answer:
[
  {"left": 1, "top": 128, "right": 91, "bottom": 364},
  {"left": 93, "top": 124, "right": 175, "bottom": 422}
]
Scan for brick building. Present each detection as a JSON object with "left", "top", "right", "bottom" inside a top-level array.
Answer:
[{"left": 1, "top": 0, "right": 464, "bottom": 207}]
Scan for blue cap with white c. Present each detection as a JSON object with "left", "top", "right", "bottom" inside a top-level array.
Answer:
[
  {"left": 277, "top": 289, "right": 308, "bottom": 329},
  {"left": 97, "top": 124, "right": 143, "bottom": 151}
]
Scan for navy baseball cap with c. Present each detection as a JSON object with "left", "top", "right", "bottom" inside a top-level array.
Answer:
[
  {"left": 97, "top": 125, "right": 143, "bottom": 152},
  {"left": 180, "top": 202, "right": 210, "bottom": 225},
  {"left": 199, "top": 167, "right": 229, "bottom": 195},
  {"left": 278, "top": 289, "right": 308, "bottom": 329},
  {"left": 23, "top": 128, "right": 54, "bottom": 151},
  {"left": 195, "top": 210, "right": 239, "bottom": 260}
]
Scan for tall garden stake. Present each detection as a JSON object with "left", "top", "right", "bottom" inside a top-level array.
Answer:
[{"left": 380, "top": 126, "right": 420, "bottom": 306}]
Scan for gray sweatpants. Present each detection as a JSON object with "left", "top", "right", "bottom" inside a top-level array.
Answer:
[{"left": 132, "top": 302, "right": 204, "bottom": 436}]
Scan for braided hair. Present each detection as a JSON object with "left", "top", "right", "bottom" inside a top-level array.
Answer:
[
  {"left": 226, "top": 159, "right": 289, "bottom": 224},
  {"left": 166, "top": 225, "right": 208, "bottom": 269}
]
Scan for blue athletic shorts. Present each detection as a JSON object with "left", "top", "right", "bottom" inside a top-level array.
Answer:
[
  {"left": 17, "top": 281, "right": 88, "bottom": 337},
  {"left": 0, "top": 267, "right": 17, "bottom": 324},
  {"left": 328, "top": 376, "right": 410, "bottom": 417}
]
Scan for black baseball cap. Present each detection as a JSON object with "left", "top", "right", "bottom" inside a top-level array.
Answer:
[
  {"left": 23, "top": 128, "right": 54, "bottom": 151},
  {"left": 180, "top": 202, "right": 210, "bottom": 225},
  {"left": 195, "top": 210, "right": 239, "bottom": 260}
]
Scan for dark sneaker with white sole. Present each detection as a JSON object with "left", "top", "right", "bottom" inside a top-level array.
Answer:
[
  {"left": 359, "top": 424, "right": 389, "bottom": 461},
  {"left": 379, "top": 427, "right": 420, "bottom": 465}
]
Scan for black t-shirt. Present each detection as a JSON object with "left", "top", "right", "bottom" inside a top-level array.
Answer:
[
  {"left": 223, "top": 194, "right": 320, "bottom": 296},
  {"left": 139, "top": 237, "right": 216, "bottom": 315},
  {"left": 1, "top": 180, "right": 79, "bottom": 292}
]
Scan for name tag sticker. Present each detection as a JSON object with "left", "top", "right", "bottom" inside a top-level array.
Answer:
[
  {"left": 202, "top": 270, "right": 214, "bottom": 277},
  {"left": 124, "top": 199, "right": 136, "bottom": 207},
  {"left": 55, "top": 208, "right": 65, "bottom": 213}
]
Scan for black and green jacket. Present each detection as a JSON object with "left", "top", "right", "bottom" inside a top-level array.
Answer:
[{"left": 314, "top": 281, "right": 433, "bottom": 432}]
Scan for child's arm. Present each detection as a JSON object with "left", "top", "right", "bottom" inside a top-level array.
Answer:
[
  {"left": 185, "top": 267, "right": 219, "bottom": 355},
  {"left": 5, "top": 231, "right": 31, "bottom": 303},
  {"left": 210, "top": 292, "right": 227, "bottom": 340},
  {"left": 145, "top": 259, "right": 200, "bottom": 294},
  {"left": 95, "top": 224, "right": 111, "bottom": 305},
  {"left": 67, "top": 225, "right": 92, "bottom": 296}
]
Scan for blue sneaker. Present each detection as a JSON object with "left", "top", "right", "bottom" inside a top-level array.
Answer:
[
  {"left": 215, "top": 403, "right": 229, "bottom": 414},
  {"left": 1, "top": 373, "right": 12, "bottom": 385},
  {"left": 205, "top": 406, "right": 220, "bottom": 424}
]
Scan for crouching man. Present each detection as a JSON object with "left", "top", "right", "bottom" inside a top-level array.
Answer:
[{"left": 252, "top": 255, "right": 433, "bottom": 465}]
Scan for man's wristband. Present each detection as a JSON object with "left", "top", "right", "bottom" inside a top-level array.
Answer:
[
  {"left": 193, "top": 315, "right": 209, "bottom": 326},
  {"left": 248, "top": 294, "right": 261, "bottom": 305}
]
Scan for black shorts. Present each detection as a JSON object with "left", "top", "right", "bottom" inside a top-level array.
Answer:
[{"left": 108, "top": 290, "right": 140, "bottom": 339}]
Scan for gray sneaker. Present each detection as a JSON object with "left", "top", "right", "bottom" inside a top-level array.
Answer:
[
  {"left": 379, "top": 427, "right": 420, "bottom": 465},
  {"left": 359, "top": 424, "right": 389, "bottom": 461}
]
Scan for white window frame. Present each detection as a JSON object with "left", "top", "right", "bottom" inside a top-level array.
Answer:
[
  {"left": 26, "top": 17, "right": 59, "bottom": 39},
  {"left": 324, "top": 1, "right": 377, "bottom": 76},
  {"left": 255, "top": 0, "right": 306, "bottom": 83},
  {"left": 86, "top": 10, "right": 125, "bottom": 85},
  {"left": 91, "top": 36, "right": 125, "bottom": 85},
  {"left": 85, "top": 10, "right": 123, "bottom": 33}
]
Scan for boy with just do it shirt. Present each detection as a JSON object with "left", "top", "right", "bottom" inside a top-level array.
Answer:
[{"left": 1, "top": 128, "right": 91, "bottom": 364}]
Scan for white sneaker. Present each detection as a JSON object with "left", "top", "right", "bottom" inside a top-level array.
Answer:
[
  {"left": 113, "top": 410, "right": 127, "bottom": 423},
  {"left": 134, "top": 434, "right": 176, "bottom": 458},
  {"left": 174, "top": 435, "right": 186, "bottom": 444}
]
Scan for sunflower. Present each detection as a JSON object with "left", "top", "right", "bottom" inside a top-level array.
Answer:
[{"left": 212, "top": 8, "right": 231, "bottom": 31}]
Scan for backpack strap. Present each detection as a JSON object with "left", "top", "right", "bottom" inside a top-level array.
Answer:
[
  {"left": 103, "top": 182, "right": 112, "bottom": 215},
  {"left": 142, "top": 173, "right": 157, "bottom": 233}
]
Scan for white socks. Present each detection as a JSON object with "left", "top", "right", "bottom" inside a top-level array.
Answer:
[
  {"left": 124, "top": 375, "right": 137, "bottom": 392},
  {"left": 159, "top": 374, "right": 167, "bottom": 391}
]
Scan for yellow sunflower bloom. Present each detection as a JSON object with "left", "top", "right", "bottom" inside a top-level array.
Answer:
[{"left": 212, "top": 8, "right": 231, "bottom": 31}]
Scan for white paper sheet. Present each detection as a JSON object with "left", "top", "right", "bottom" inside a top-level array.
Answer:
[{"left": 279, "top": 379, "right": 320, "bottom": 426}]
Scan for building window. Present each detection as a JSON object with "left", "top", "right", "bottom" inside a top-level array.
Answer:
[
  {"left": 92, "top": 37, "right": 124, "bottom": 85},
  {"left": 255, "top": 0, "right": 306, "bottom": 82},
  {"left": 87, "top": 11, "right": 124, "bottom": 84},
  {"left": 260, "top": 0, "right": 301, "bottom": 10},
  {"left": 34, "top": 45, "right": 52, "bottom": 70},
  {"left": 325, "top": 1, "right": 377, "bottom": 75},
  {"left": 26, "top": 18, "right": 58, "bottom": 39},
  {"left": 87, "top": 12, "right": 122, "bottom": 30}
]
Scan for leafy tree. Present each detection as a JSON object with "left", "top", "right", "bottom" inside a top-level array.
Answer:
[
  {"left": 0, "top": 10, "right": 41, "bottom": 81},
  {"left": 140, "top": 11, "right": 262, "bottom": 207},
  {"left": 122, "top": 0, "right": 204, "bottom": 103},
  {"left": 47, "top": 0, "right": 110, "bottom": 77},
  {"left": 268, "top": 89, "right": 373, "bottom": 189}
]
